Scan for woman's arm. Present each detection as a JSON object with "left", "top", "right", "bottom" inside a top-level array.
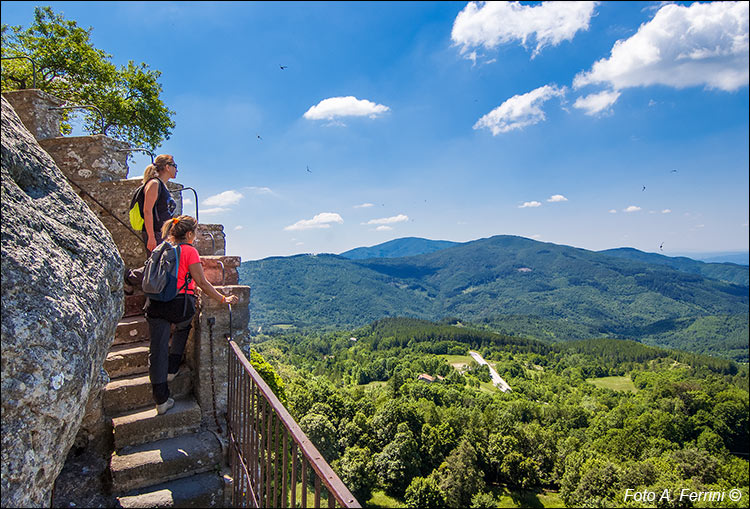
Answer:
[
  {"left": 143, "top": 180, "right": 159, "bottom": 251},
  {"left": 188, "top": 262, "right": 239, "bottom": 304}
]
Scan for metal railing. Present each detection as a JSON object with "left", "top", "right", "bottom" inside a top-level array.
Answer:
[
  {"left": 226, "top": 340, "right": 360, "bottom": 508},
  {"left": 1, "top": 55, "right": 37, "bottom": 88}
]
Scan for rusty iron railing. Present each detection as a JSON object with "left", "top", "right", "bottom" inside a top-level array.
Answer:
[{"left": 226, "top": 340, "right": 360, "bottom": 508}]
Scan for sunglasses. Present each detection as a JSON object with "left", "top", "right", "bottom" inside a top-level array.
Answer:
[{"left": 169, "top": 163, "right": 178, "bottom": 170}]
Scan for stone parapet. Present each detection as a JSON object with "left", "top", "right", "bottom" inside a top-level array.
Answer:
[
  {"left": 1, "top": 89, "right": 64, "bottom": 140},
  {"left": 39, "top": 135, "right": 131, "bottom": 182},
  {"left": 201, "top": 256, "right": 240, "bottom": 286},
  {"left": 195, "top": 224, "right": 226, "bottom": 256},
  {"left": 186, "top": 285, "right": 250, "bottom": 429}
]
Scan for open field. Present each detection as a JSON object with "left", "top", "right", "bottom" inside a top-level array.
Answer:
[{"left": 586, "top": 375, "right": 638, "bottom": 393}]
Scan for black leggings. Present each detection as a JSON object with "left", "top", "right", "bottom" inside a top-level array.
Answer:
[{"left": 145, "top": 294, "right": 196, "bottom": 404}]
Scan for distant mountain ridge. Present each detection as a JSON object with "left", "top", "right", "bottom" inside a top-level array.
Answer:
[
  {"left": 339, "top": 237, "right": 460, "bottom": 259},
  {"left": 239, "top": 235, "right": 749, "bottom": 361}
]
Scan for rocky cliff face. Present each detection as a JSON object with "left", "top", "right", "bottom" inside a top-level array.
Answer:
[{"left": 1, "top": 96, "right": 125, "bottom": 507}]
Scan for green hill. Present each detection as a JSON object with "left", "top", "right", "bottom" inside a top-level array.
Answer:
[
  {"left": 339, "top": 237, "right": 460, "bottom": 260},
  {"left": 239, "top": 235, "right": 749, "bottom": 361},
  {"left": 599, "top": 247, "right": 749, "bottom": 286}
]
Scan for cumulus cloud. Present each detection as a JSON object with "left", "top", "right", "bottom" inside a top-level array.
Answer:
[
  {"left": 284, "top": 212, "right": 344, "bottom": 231},
  {"left": 303, "top": 96, "right": 390, "bottom": 120},
  {"left": 201, "top": 207, "right": 230, "bottom": 215},
  {"left": 364, "top": 214, "right": 409, "bottom": 225},
  {"left": 354, "top": 203, "right": 374, "bottom": 209},
  {"left": 609, "top": 209, "right": 617, "bottom": 214},
  {"left": 474, "top": 85, "right": 565, "bottom": 135},
  {"left": 574, "top": 2, "right": 749, "bottom": 92},
  {"left": 519, "top": 201, "right": 542, "bottom": 208},
  {"left": 573, "top": 90, "right": 621, "bottom": 115},
  {"left": 375, "top": 226, "right": 393, "bottom": 231},
  {"left": 234, "top": 225, "right": 244, "bottom": 231},
  {"left": 243, "top": 186, "right": 275, "bottom": 195},
  {"left": 547, "top": 194, "right": 568, "bottom": 202},
  {"left": 452, "top": 1, "right": 597, "bottom": 59},
  {"left": 662, "top": 209, "right": 672, "bottom": 214},
  {"left": 624, "top": 205, "right": 642, "bottom": 213},
  {"left": 203, "top": 190, "right": 244, "bottom": 207}
]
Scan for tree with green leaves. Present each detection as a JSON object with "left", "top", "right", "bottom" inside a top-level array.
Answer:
[
  {"left": 332, "top": 446, "right": 378, "bottom": 505},
  {"left": 435, "top": 439, "right": 485, "bottom": 509},
  {"left": 1, "top": 6, "right": 175, "bottom": 150},
  {"left": 404, "top": 475, "right": 445, "bottom": 509}
]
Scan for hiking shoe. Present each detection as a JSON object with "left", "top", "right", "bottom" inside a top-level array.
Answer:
[
  {"left": 156, "top": 397, "right": 174, "bottom": 415},
  {"left": 167, "top": 366, "right": 182, "bottom": 383}
]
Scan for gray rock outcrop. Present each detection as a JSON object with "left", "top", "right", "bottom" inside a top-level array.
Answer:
[{"left": 1, "top": 96, "right": 125, "bottom": 507}]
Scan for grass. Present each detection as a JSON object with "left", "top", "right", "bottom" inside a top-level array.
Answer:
[
  {"left": 586, "top": 375, "right": 638, "bottom": 393},
  {"left": 365, "top": 490, "right": 404, "bottom": 508},
  {"left": 493, "top": 487, "right": 565, "bottom": 508},
  {"left": 442, "top": 354, "right": 473, "bottom": 368}
]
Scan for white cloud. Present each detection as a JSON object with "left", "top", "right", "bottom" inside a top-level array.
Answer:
[
  {"left": 573, "top": 90, "right": 621, "bottom": 115},
  {"left": 474, "top": 85, "right": 565, "bottom": 135},
  {"left": 203, "top": 190, "right": 243, "bottom": 207},
  {"left": 609, "top": 209, "right": 617, "bottom": 214},
  {"left": 364, "top": 214, "right": 409, "bottom": 225},
  {"left": 234, "top": 225, "right": 244, "bottom": 231},
  {"left": 284, "top": 212, "right": 344, "bottom": 231},
  {"left": 662, "top": 209, "right": 672, "bottom": 214},
  {"left": 574, "top": 2, "right": 749, "bottom": 92},
  {"left": 201, "top": 207, "right": 230, "bottom": 215},
  {"left": 624, "top": 205, "right": 642, "bottom": 213},
  {"left": 243, "top": 186, "right": 275, "bottom": 195},
  {"left": 452, "top": 1, "right": 598, "bottom": 59},
  {"left": 303, "top": 96, "right": 390, "bottom": 120},
  {"left": 519, "top": 201, "right": 542, "bottom": 208},
  {"left": 375, "top": 226, "right": 393, "bottom": 231},
  {"left": 547, "top": 194, "right": 568, "bottom": 202},
  {"left": 354, "top": 203, "right": 374, "bottom": 209}
]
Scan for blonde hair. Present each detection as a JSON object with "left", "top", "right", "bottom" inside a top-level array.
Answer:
[
  {"left": 161, "top": 215, "right": 198, "bottom": 243},
  {"left": 142, "top": 154, "right": 174, "bottom": 183}
]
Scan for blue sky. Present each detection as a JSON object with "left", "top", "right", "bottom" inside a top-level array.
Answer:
[{"left": 3, "top": 1, "right": 748, "bottom": 261}]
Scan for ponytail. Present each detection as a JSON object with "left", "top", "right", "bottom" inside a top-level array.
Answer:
[
  {"left": 162, "top": 215, "right": 198, "bottom": 242},
  {"left": 142, "top": 154, "right": 175, "bottom": 183}
]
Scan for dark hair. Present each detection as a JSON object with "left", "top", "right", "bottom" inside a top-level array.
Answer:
[{"left": 161, "top": 215, "right": 197, "bottom": 242}]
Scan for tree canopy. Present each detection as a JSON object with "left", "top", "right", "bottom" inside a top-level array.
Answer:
[{"left": 1, "top": 6, "right": 175, "bottom": 150}]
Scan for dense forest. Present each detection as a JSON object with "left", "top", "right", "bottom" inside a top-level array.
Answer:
[
  {"left": 245, "top": 318, "right": 749, "bottom": 508},
  {"left": 239, "top": 235, "right": 749, "bottom": 362}
]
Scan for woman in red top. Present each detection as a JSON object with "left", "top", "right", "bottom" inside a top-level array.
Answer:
[{"left": 145, "top": 215, "right": 239, "bottom": 415}]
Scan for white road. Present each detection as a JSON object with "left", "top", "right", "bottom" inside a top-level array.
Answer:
[{"left": 469, "top": 351, "right": 512, "bottom": 392}]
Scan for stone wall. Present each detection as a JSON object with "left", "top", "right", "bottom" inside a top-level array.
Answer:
[
  {"left": 186, "top": 286, "right": 250, "bottom": 428},
  {"left": 1, "top": 89, "right": 64, "bottom": 140},
  {"left": 1, "top": 96, "right": 125, "bottom": 507}
]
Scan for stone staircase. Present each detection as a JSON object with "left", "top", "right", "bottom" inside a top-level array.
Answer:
[
  {"left": 103, "top": 264, "right": 235, "bottom": 507},
  {"left": 5, "top": 88, "right": 250, "bottom": 508}
]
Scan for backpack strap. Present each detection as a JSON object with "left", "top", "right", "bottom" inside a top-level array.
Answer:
[{"left": 175, "top": 243, "right": 196, "bottom": 317}]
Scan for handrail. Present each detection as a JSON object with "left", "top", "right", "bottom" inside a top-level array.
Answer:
[
  {"left": 227, "top": 339, "right": 360, "bottom": 508},
  {"left": 172, "top": 186, "right": 199, "bottom": 223},
  {"left": 66, "top": 178, "right": 146, "bottom": 247},
  {"left": 1, "top": 55, "right": 37, "bottom": 88},
  {"left": 118, "top": 147, "right": 155, "bottom": 163},
  {"left": 49, "top": 104, "right": 106, "bottom": 134}
]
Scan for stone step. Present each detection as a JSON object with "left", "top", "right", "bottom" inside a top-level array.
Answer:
[
  {"left": 112, "top": 397, "right": 202, "bottom": 450},
  {"left": 115, "top": 315, "right": 149, "bottom": 345},
  {"left": 117, "top": 470, "right": 224, "bottom": 508},
  {"left": 124, "top": 293, "right": 147, "bottom": 318},
  {"left": 104, "top": 369, "right": 192, "bottom": 415},
  {"left": 105, "top": 341, "right": 150, "bottom": 378},
  {"left": 110, "top": 431, "right": 223, "bottom": 494}
]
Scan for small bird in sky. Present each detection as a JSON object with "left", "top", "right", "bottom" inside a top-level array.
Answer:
[
  {"left": 257, "top": 134, "right": 262, "bottom": 141},
  {"left": 280, "top": 65, "right": 288, "bottom": 70},
  {"left": 659, "top": 242, "right": 664, "bottom": 251},
  {"left": 642, "top": 185, "right": 646, "bottom": 191},
  {"left": 306, "top": 165, "right": 311, "bottom": 173},
  {"left": 670, "top": 169, "right": 678, "bottom": 173}
]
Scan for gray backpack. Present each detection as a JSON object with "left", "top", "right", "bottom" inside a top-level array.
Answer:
[{"left": 142, "top": 242, "right": 191, "bottom": 301}]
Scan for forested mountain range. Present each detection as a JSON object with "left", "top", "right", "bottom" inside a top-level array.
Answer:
[
  {"left": 340, "top": 237, "right": 460, "bottom": 260},
  {"left": 239, "top": 235, "right": 749, "bottom": 361}
]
